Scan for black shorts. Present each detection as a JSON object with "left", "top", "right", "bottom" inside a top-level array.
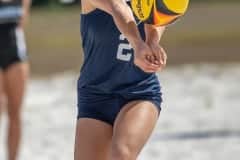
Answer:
[{"left": 0, "top": 23, "right": 27, "bottom": 70}]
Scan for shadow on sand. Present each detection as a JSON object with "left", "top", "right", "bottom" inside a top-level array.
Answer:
[{"left": 153, "top": 130, "right": 240, "bottom": 141}]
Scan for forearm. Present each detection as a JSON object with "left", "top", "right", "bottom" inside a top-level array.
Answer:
[
  {"left": 110, "top": 2, "right": 143, "bottom": 49},
  {"left": 22, "top": 0, "right": 31, "bottom": 16},
  {"left": 145, "top": 24, "right": 166, "bottom": 44},
  {"left": 20, "top": 0, "right": 31, "bottom": 27},
  {"left": 88, "top": 0, "right": 144, "bottom": 50}
]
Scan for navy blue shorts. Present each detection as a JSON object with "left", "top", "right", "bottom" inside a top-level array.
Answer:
[{"left": 77, "top": 87, "right": 162, "bottom": 126}]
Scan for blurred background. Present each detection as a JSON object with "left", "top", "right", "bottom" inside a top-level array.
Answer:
[{"left": 1, "top": 0, "right": 240, "bottom": 160}]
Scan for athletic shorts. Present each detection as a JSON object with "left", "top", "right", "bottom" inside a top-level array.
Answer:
[
  {"left": 77, "top": 87, "right": 162, "bottom": 126},
  {"left": 0, "top": 23, "right": 27, "bottom": 70}
]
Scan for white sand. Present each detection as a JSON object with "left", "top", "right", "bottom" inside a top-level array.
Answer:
[{"left": 1, "top": 64, "right": 240, "bottom": 160}]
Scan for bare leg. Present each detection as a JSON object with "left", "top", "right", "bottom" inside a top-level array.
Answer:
[
  {"left": 3, "top": 62, "right": 29, "bottom": 160},
  {"left": 0, "top": 70, "right": 5, "bottom": 123},
  {"left": 74, "top": 118, "right": 113, "bottom": 160},
  {"left": 110, "top": 101, "right": 159, "bottom": 160}
]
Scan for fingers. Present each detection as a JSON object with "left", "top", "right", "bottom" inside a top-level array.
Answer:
[
  {"left": 146, "top": 55, "right": 158, "bottom": 65},
  {"left": 150, "top": 45, "right": 167, "bottom": 71},
  {"left": 143, "top": 58, "right": 161, "bottom": 73},
  {"left": 139, "top": 54, "right": 165, "bottom": 73},
  {"left": 151, "top": 51, "right": 161, "bottom": 65},
  {"left": 133, "top": 43, "right": 167, "bottom": 73},
  {"left": 158, "top": 50, "right": 164, "bottom": 65},
  {"left": 151, "top": 45, "right": 166, "bottom": 66},
  {"left": 134, "top": 58, "right": 158, "bottom": 73},
  {"left": 159, "top": 47, "right": 167, "bottom": 66}
]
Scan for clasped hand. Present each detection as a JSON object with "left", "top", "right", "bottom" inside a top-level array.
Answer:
[{"left": 134, "top": 42, "right": 167, "bottom": 73}]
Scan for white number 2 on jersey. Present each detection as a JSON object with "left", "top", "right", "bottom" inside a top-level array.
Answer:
[{"left": 116, "top": 34, "right": 132, "bottom": 62}]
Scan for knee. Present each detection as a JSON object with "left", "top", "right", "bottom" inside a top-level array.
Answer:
[
  {"left": 0, "top": 99, "right": 3, "bottom": 109},
  {"left": 0, "top": 94, "right": 5, "bottom": 107},
  {"left": 8, "top": 115, "right": 22, "bottom": 131},
  {"left": 110, "top": 143, "right": 136, "bottom": 160},
  {"left": 0, "top": 95, "right": 6, "bottom": 113},
  {"left": 7, "top": 108, "right": 22, "bottom": 125}
]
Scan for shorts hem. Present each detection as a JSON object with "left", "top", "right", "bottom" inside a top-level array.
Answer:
[
  {"left": 0, "top": 59, "right": 28, "bottom": 71},
  {"left": 124, "top": 99, "right": 162, "bottom": 116},
  {"left": 77, "top": 112, "right": 114, "bottom": 126}
]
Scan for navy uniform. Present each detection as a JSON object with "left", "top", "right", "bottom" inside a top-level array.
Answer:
[
  {"left": 78, "top": 5, "right": 163, "bottom": 125},
  {"left": 0, "top": 0, "right": 27, "bottom": 70}
]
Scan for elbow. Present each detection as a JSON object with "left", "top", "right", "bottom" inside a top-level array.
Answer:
[{"left": 108, "top": 2, "right": 121, "bottom": 16}]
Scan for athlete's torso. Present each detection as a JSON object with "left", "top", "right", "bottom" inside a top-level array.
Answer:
[
  {"left": 0, "top": 0, "right": 23, "bottom": 25},
  {"left": 78, "top": 3, "right": 161, "bottom": 95}
]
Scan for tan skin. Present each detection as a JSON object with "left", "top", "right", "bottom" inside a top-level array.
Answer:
[
  {"left": 0, "top": 1, "right": 31, "bottom": 160},
  {"left": 75, "top": 0, "right": 167, "bottom": 160},
  {"left": 0, "top": 72, "right": 4, "bottom": 115}
]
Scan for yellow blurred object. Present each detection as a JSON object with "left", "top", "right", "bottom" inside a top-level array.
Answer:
[
  {"left": 153, "top": 2, "right": 180, "bottom": 26},
  {"left": 131, "top": 0, "right": 154, "bottom": 21},
  {"left": 131, "top": 0, "right": 189, "bottom": 26},
  {"left": 163, "top": 0, "right": 189, "bottom": 14}
]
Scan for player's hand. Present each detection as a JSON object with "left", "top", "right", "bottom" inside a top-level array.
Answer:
[
  {"left": 147, "top": 42, "right": 167, "bottom": 72},
  {"left": 133, "top": 42, "right": 161, "bottom": 73}
]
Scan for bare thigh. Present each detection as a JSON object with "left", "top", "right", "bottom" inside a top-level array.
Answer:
[
  {"left": 74, "top": 118, "right": 113, "bottom": 160},
  {"left": 3, "top": 62, "right": 29, "bottom": 118},
  {"left": 111, "top": 101, "right": 160, "bottom": 159}
]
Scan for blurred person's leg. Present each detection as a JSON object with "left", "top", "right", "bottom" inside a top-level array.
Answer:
[
  {"left": 0, "top": 0, "right": 31, "bottom": 159},
  {"left": 4, "top": 62, "right": 29, "bottom": 160},
  {"left": 0, "top": 70, "right": 5, "bottom": 122}
]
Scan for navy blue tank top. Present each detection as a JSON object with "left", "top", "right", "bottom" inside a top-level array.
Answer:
[{"left": 78, "top": 8, "right": 161, "bottom": 95}]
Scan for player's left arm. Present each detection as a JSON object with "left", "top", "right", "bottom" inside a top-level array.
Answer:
[
  {"left": 19, "top": 0, "right": 32, "bottom": 28},
  {"left": 144, "top": 24, "right": 167, "bottom": 70}
]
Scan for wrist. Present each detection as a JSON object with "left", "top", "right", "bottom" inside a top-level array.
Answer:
[
  {"left": 131, "top": 39, "right": 145, "bottom": 51},
  {"left": 146, "top": 38, "right": 160, "bottom": 45}
]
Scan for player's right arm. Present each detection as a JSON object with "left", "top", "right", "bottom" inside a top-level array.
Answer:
[
  {"left": 19, "top": 0, "right": 32, "bottom": 28},
  {"left": 82, "top": 0, "right": 161, "bottom": 73}
]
